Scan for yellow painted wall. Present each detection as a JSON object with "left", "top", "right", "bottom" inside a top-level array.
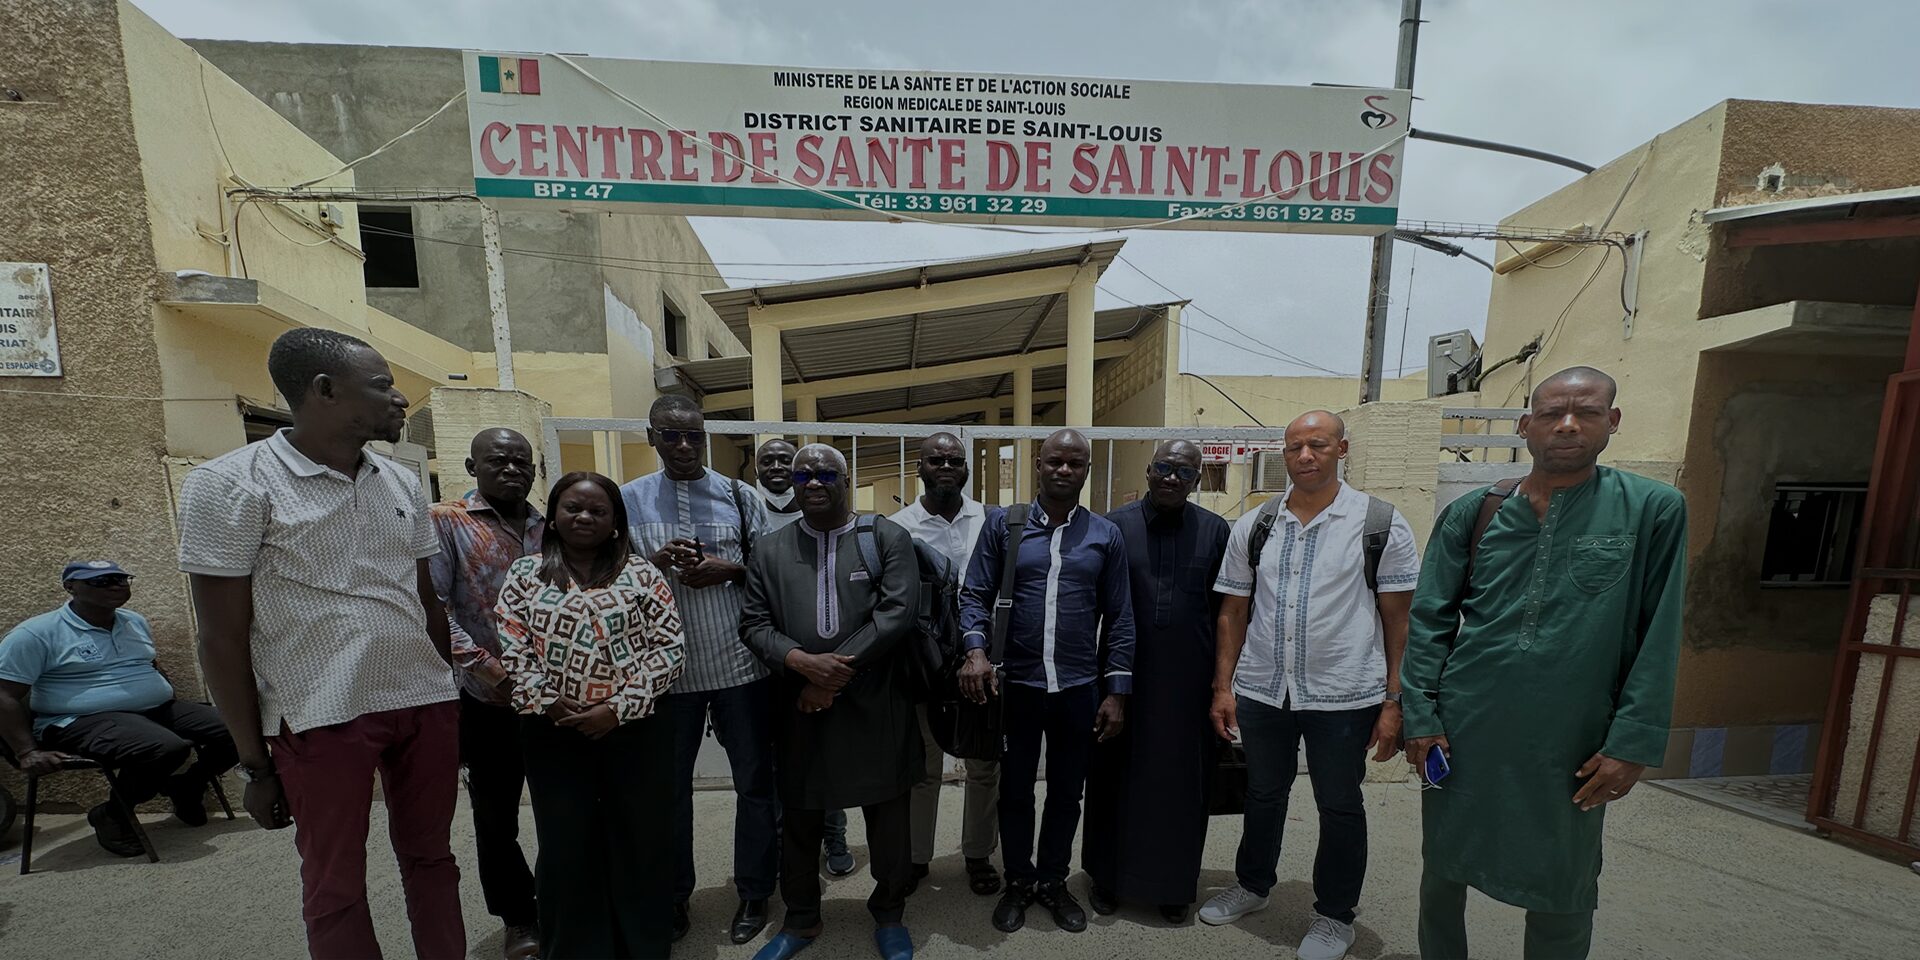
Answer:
[{"left": 1475, "top": 103, "right": 1728, "bottom": 466}]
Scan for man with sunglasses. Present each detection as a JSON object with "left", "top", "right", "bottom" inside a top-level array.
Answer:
[
  {"left": 620, "top": 393, "right": 780, "bottom": 945},
  {"left": 959, "top": 428, "right": 1136, "bottom": 935},
  {"left": 1082, "top": 440, "right": 1231, "bottom": 924},
  {"left": 742, "top": 444, "right": 924, "bottom": 960},
  {"left": 1201, "top": 410, "right": 1420, "bottom": 960},
  {"left": 888, "top": 432, "right": 999, "bottom": 896},
  {"left": 0, "top": 561, "right": 238, "bottom": 856}
]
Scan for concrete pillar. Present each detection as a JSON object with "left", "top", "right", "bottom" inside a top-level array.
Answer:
[
  {"left": 592, "top": 429, "right": 625, "bottom": 483},
  {"left": 1014, "top": 364, "right": 1034, "bottom": 503},
  {"left": 429, "top": 386, "right": 553, "bottom": 502},
  {"left": 1065, "top": 267, "right": 1096, "bottom": 427},
  {"left": 980, "top": 403, "right": 1001, "bottom": 505},
  {"left": 750, "top": 321, "right": 783, "bottom": 432},
  {"left": 795, "top": 394, "right": 817, "bottom": 445}
]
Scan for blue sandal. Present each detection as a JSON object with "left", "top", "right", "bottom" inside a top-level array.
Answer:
[
  {"left": 752, "top": 931, "right": 816, "bottom": 960},
  {"left": 874, "top": 925, "right": 914, "bottom": 960}
]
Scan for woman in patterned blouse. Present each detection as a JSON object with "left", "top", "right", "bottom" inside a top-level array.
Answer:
[{"left": 495, "top": 471, "right": 687, "bottom": 959}]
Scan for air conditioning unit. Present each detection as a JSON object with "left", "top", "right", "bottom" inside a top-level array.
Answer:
[
  {"left": 1427, "top": 330, "right": 1480, "bottom": 397},
  {"left": 1251, "top": 451, "right": 1290, "bottom": 492}
]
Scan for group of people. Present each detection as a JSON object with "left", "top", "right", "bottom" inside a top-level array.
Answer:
[{"left": 0, "top": 324, "right": 1687, "bottom": 960}]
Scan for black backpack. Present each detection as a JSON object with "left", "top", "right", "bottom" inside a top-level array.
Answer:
[{"left": 851, "top": 515, "right": 960, "bottom": 698}]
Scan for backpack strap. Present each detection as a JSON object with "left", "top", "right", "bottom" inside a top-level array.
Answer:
[
  {"left": 1361, "top": 495, "right": 1395, "bottom": 593},
  {"left": 728, "top": 478, "right": 754, "bottom": 562},
  {"left": 1246, "top": 496, "right": 1284, "bottom": 573},
  {"left": 989, "top": 504, "right": 1030, "bottom": 662},
  {"left": 1461, "top": 478, "right": 1522, "bottom": 593},
  {"left": 853, "top": 514, "right": 883, "bottom": 581}
]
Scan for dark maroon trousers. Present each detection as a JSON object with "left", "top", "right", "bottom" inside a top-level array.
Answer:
[{"left": 271, "top": 701, "right": 465, "bottom": 960}]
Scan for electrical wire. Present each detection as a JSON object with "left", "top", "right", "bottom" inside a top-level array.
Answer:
[
  {"left": 1101, "top": 285, "right": 1355, "bottom": 376},
  {"left": 1498, "top": 244, "right": 1617, "bottom": 406},
  {"left": 291, "top": 90, "right": 467, "bottom": 190},
  {"left": 1179, "top": 372, "right": 1268, "bottom": 426},
  {"left": 1395, "top": 247, "right": 1415, "bottom": 377},
  {"left": 353, "top": 222, "right": 795, "bottom": 283},
  {"left": 547, "top": 52, "right": 1409, "bottom": 237},
  {"left": 1113, "top": 254, "right": 1350, "bottom": 375}
]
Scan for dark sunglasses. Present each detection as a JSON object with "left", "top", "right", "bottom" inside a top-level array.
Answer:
[
  {"left": 920, "top": 456, "right": 966, "bottom": 469},
  {"left": 654, "top": 428, "right": 706, "bottom": 447},
  {"left": 792, "top": 469, "right": 842, "bottom": 487},
  {"left": 76, "top": 575, "right": 134, "bottom": 588},
  {"left": 1149, "top": 461, "right": 1200, "bottom": 483}
]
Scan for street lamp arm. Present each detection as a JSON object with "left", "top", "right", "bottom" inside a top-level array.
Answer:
[{"left": 1408, "top": 128, "right": 1596, "bottom": 174}]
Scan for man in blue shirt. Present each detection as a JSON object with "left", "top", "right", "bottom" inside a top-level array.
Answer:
[
  {"left": 959, "top": 429, "right": 1136, "bottom": 935},
  {"left": 0, "top": 561, "right": 237, "bottom": 856}
]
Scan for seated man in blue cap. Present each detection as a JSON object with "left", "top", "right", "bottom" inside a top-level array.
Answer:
[{"left": 0, "top": 561, "right": 238, "bottom": 856}]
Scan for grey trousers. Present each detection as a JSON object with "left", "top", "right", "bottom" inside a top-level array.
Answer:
[{"left": 905, "top": 705, "right": 1001, "bottom": 863}]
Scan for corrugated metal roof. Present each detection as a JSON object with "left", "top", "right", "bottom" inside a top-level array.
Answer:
[
  {"left": 1703, "top": 185, "right": 1920, "bottom": 223},
  {"left": 701, "top": 239, "right": 1127, "bottom": 335}
]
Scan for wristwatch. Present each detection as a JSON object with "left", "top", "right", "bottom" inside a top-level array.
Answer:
[
  {"left": 237, "top": 760, "right": 277, "bottom": 783},
  {"left": 1382, "top": 691, "right": 1404, "bottom": 705}
]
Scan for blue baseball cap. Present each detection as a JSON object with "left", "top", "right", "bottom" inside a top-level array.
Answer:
[{"left": 62, "top": 560, "right": 132, "bottom": 582}]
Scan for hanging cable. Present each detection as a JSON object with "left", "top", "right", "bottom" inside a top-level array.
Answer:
[{"left": 291, "top": 90, "right": 468, "bottom": 190}]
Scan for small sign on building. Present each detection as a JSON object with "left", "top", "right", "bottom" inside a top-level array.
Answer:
[{"left": 0, "top": 263, "right": 60, "bottom": 377}]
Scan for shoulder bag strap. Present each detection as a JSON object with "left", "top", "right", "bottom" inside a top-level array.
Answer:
[
  {"left": 1460, "top": 477, "right": 1522, "bottom": 597},
  {"left": 989, "top": 504, "right": 1030, "bottom": 662},
  {"left": 1247, "top": 495, "right": 1284, "bottom": 572},
  {"left": 853, "top": 514, "right": 883, "bottom": 579}
]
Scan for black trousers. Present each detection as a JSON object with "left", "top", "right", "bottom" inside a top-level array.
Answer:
[
  {"left": 781, "top": 791, "right": 913, "bottom": 932},
  {"left": 998, "top": 682, "right": 1099, "bottom": 886},
  {"left": 460, "top": 691, "right": 538, "bottom": 928},
  {"left": 522, "top": 713, "right": 675, "bottom": 960},
  {"left": 42, "top": 699, "right": 236, "bottom": 809}
]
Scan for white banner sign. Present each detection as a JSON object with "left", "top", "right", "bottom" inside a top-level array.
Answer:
[
  {"left": 0, "top": 263, "right": 60, "bottom": 377},
  {"left": 463, "top": 53, "right": 1409, "bottom": 235}
]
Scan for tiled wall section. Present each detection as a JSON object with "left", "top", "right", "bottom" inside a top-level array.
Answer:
[{"left": 1645, "top": 723, "right": 1819, "bottom": 780}]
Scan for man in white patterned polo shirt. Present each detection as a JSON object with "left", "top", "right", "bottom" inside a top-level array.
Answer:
[
  {"left": 1199, "top": 410, "right": 1420, "bottom": 960},
  {"left": 179, "top": 328, "right": 463, "bottom": 960}
]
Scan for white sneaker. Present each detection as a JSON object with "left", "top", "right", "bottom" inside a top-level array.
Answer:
[
  {"left": 1297, "top": 910, "right": 1356, "bottom": 960},
  {"left": 1196, "top": 884, "right": 1269, "bottom": 925}
]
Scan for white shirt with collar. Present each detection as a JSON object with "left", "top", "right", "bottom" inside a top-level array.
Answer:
[
  {"left": 890, "top": 495, "right": 987, "bottom": 578},
  {"left": 1213, "top": 481, "right": 1420, "bottom": 712}
]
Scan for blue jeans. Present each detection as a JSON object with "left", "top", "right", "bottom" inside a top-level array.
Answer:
[
  {"left": 665, "top": 676, "right": 781, "bottom": 902},
  {"left": 1233, "top": 695, "right": 1380, "bottom": 924}
]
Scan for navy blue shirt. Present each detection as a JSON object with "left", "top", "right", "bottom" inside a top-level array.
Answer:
[{"left": 960, "top": 502, "right": 1136, "bottom": 694}]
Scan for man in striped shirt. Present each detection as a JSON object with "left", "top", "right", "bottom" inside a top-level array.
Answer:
[{"left": 620, "top": 394, "right": 778, "bottom": 946}]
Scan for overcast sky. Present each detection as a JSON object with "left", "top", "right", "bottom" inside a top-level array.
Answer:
[{"left": 146, "top": 0, "right": 1920, "bottom": 378}]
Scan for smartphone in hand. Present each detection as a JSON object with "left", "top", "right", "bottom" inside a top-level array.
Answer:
[{"left": 1423, "top": 747, "right": 1452, "bottom": 786}]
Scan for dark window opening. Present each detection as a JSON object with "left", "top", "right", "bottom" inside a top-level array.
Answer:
[
  {"left": 359, "top": 207, "right": 420, "bottom": 288},
  {"left": 1199, "top": 463, "right": 1228, "bottom": 493},
  {"left": 240, "top": 402, "right": 292, "bottom": 444},
  {"left": 1761, "top": 483, "right": 1866, "bottom": 586},
  {"left": 663, "top": 297, "right": 688, "bottom": 359}
]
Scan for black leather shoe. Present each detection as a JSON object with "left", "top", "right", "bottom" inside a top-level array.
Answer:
[
  {"left": 167, "top": 779, "right": 209, "bottom": 827},
  {"left": 672, "top": 901, "right": 690, "bottom": 942},
  {"left": 1159, "top": 902, "right": 1192, "bottom": 924},
  {"left": 1088, "top": 885, "right": 1118, "bottom": 916},
  {"left": 87, "top": 803, "right": 145, "bottom": 858},
  {"left": 965, "top": 857, "right": 1002, "bottom": 896},
  {"left": 730, "top": 898, "right": 770, "bottom": 944},
  {"left": 1034, "top": 881, "right": 1087, "bottom": 933},
  {"left": 991, "top": 881, "right": 1033, "bottom": 933}
]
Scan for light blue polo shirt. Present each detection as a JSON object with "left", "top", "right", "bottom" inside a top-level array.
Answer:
[{"left": 0, "top": 605, "right": 175, "bottom": 736}]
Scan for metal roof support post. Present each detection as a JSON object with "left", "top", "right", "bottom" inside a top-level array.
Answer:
[
  {"left": 479, "top": 203, "right": 517, "bottom": 391},
  {"left": 1014, "top": 363, "right": 1034, "bottom": 504}
]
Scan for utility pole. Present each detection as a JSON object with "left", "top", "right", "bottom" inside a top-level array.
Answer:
[
  {"left": 1359, "top": 0, "right": 1422, "bottom": 404},
  {"left": 479, "top": 202, "right": 517, "bottom": 391}
]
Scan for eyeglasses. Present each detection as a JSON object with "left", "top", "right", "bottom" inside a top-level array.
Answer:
[
  {"left": 1149, "top": 461, "right": 1200, "bottom": 482},
  {"left": 654, "top": 429, "right": 706, "bottom": 447},
  {"left": 920, "top": 456, "right": 966, "bottom": 469},
  {"left": 76, "top": 575, "right": 133, "bottom": 588},
  {"left": 792, "top": 469, "right": 842, "bottom": 487}
]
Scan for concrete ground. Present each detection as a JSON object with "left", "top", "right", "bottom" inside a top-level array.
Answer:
[{"left": 1, "top": 780, "right": 1915, "bottom": 959}]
